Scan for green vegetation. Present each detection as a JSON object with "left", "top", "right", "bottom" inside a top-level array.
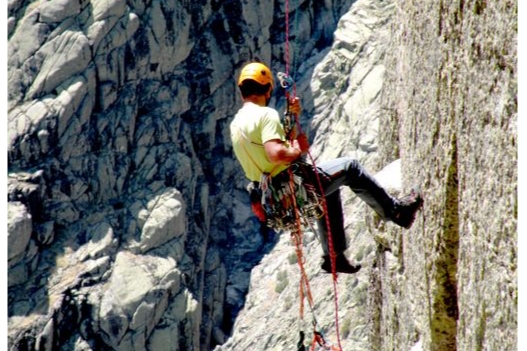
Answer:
[
  {"left": 288, "top": 252, "right": 298, "bottom": 265},
  {"left": 340, "top": 318, "right": 351, "bottom": 338},
  {"left": 275, "top": 269, "right": 289, "bottom": 293}
]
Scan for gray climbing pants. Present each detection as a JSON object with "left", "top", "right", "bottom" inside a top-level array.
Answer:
[{"left": 312, "top": 157, "right": 398, "bottom": 255}]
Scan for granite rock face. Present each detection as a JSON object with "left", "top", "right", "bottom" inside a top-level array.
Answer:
[
  {"left": 371, "top": 1, "right": 517, "bottom": 351},
  {"left": 7, "top": 0, "right": 355, "bottom": 350},
  {"left": 8, "top": 0, "right": 517, "bottom": 350}
]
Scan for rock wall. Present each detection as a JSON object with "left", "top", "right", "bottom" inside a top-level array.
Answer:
[
  {"left": 212, "top": 0, "right": 518, "bottom": 350},
  {"left": 214, "top": 0, "right": 397, "bottom": 350},
  {"left": 372, "top": 0, "right": 517, "bottom": 350},
  {"left": 8, "top": 0, "right": 517, "bottom": 350},
  {"left": 7, "top": 0, "right": 355, "bottom": 350}
]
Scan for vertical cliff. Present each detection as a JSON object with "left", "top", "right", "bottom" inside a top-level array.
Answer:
[
  {"left": 7, "top": 0, "right": 517, "bottom": 350},
  {"left": 372, "top": 1, "right": 517, "bottom": 350},
  {"left": 7, "top": 0, "right": 356, "bottom": 350}
]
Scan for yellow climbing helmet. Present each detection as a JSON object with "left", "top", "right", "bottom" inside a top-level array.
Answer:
[{"left": 237, "top": 62, "right": 274, "bottom": 90}]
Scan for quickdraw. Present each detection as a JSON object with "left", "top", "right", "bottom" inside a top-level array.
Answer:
[
  {"left": 247, "top": 162, "right": 325, "bottom": 232},
  {"left": 278, "top": 71, "right": 297, "bottom": 139}
]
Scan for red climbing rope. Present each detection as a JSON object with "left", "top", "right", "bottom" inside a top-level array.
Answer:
[
  {"left": 288, "top": 170, "right": 315, "bottom": 320},
  {"left": 282, "top": 0, "right": 343, "bottom": 349},
  {"left": 285, "top": 0, "right": 290, "bottom": 76}
]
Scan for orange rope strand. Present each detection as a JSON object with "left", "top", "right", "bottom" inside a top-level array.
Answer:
[{"left": 283, "top": 0, "right": 342, "bottom": 348}]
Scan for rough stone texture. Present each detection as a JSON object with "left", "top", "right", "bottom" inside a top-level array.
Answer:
[
  {"left": 7, "top": 0, "right": 517, "bottom": 350},
  {"left": 7, "top": 0, "right": 356, "bottom": 350},
  {"left": 372, "top": 1, "right": 517, "bottom": 351},
  {"left": 215, "top": 1, "right": 397, "bottom": 350}
]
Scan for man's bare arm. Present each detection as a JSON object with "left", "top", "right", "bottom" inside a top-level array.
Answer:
[{"left": 264, "top": 134, "right": 309, "bottom": 165}]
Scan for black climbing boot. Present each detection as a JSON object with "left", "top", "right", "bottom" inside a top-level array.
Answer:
[
  {"left": 321, "top": 253, "right": 361, "bottom": 274},
  {"left": 391, "top": 186, "right": 423, "bottom": 229}
]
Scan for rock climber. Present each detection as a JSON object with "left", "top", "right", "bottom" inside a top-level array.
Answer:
[{"left": 230, "top": 61, "right": 423, "bottom": 274}]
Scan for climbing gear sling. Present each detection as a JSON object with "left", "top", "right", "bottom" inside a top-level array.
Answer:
[
  {"left": 251, "top": 161, "right": 326, "bottom": 232},
  {"left": 236, "top": 126, "right": 326, "bottom": 231}
]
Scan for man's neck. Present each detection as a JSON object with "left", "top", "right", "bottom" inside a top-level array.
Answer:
[{"left": 243, "top": 95, "right": 267, "bottom": 107}]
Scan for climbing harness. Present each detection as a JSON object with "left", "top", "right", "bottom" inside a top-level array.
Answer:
[
  {"left": 257, "top": 163, "right": 325, "bottom": 232},
  {"left": 236, "top": 127, "right": 325, "bottom": 231}
]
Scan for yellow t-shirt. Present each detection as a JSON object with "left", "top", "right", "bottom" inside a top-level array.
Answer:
[{"left": 230, "top": 102, "right": 290, "bottom": 181}]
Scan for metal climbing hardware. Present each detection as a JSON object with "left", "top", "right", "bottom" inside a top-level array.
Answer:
[
  {"left": 295, "top": 329, "right": 342, "bottom": 351},
  {"left": 311, "top": 330, "right": 342, "bottom": 351},
  {"left": 277, "top": 72, "right": 297, "bottom": 138},
  {"left": 247, "top": 162, "right": 325, "bottom": 232},
  {"left": 277, "top": 72, "right": 295, "bottom": 91}
]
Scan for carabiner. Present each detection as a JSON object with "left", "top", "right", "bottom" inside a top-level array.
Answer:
[{"left": 277, "top": 72, "right": 295, "bottom": 91}]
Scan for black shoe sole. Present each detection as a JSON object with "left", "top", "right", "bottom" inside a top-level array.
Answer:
[{"left": 321, "top": 264, "right": 362, "bottom": 274}]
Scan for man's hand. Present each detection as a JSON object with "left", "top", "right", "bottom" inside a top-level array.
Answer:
[
  {"left": 293, "top": 133, "right": 310, "bottom": 154},
  {"left": 288, "top": 97, "right": 301, "bottom": 116}
]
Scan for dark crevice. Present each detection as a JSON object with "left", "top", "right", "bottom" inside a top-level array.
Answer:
[
  {"left": 368, "top": 251, "right": 383, "bottom": 350},
  {"left": 430, "top": 133, "right": 459, "bottom": 351}
]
